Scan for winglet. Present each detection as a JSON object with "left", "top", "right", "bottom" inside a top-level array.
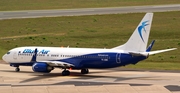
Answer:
[
  {"left": 31, "top": 48, "right": 38, "bottom": 62},
  {"left": 146, "top": 40, "right": 155, "bottom": 52}
]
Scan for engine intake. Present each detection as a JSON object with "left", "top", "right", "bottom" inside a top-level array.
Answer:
[{"left": 32, "top": 62, "right": 53, "bottom": 73}]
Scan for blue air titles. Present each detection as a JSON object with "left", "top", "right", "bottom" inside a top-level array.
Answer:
[{"left": 22, "top": 49, "right": 50, "bottom": 54}]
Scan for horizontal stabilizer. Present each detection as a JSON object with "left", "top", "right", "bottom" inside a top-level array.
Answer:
[{"left": 148, "top": 48, "right": 177, "bottom": 55}]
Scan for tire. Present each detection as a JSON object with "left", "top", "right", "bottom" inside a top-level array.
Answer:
[
  {"left": 62, "top": 70, "right": 70, "bottom": 76},
  {"left": 81, "top": 68, "right": 89, "bottom": 74},
  {"left": 15, "top": 67, "right": 20, "bottom": 72}
]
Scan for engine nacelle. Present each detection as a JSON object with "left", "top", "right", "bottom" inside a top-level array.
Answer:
[{"left": 32, "top": 62, "right": 53, "bottom": 73}]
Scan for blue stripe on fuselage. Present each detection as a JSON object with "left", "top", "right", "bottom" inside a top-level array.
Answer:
[
  {"left": 58, "top": 53, "right": 117, "bottom": 69},
  {"left": 51, "top": 52, "right": 147, "bottom": 69},
  {"left": 120, "top": 53, "right": 147, "bottom": 65},
  {"left": 9, "top": 52, "right": 147, "bottom": 69}
]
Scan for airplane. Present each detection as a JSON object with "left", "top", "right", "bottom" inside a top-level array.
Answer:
[{"left": 2, "top": 13, "right": 176, "bottom": 76}]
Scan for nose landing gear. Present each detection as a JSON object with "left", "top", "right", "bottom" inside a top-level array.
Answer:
[
  {"left": 15, "top": 67, "right": 20, "bottom": 72},
  {"left": 10, "top": 64, "right": 20, "bottom": 72}
]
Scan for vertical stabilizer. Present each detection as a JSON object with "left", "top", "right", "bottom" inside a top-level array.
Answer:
[{"left": 113, "top": 13, "right": 153, "bottom": 52}]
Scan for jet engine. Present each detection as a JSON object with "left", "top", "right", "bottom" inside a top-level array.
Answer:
[{"left": 32, "top": 62, "right": 53, "bottom": 73}]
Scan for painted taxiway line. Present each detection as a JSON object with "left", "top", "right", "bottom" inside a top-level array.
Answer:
[{"left": 0, "top": 4, "right": 180, "bottom": 20}]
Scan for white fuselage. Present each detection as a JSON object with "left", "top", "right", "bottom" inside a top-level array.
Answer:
[{"left": 2, "top": 46, "right": 124, "bottom": 63}]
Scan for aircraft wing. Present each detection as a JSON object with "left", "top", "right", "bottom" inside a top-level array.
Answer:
[
  {"left": 148, "top": 48, "right": 177, "bottom": 55},
  {"left": 39, "top": 61, "right": 74, "bottom": 67}
]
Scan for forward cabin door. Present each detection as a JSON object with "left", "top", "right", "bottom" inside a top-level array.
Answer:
[{"left": 13, "top": 52, "right": 17, "bottom": 60}]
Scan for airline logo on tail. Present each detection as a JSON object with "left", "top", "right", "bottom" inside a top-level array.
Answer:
[{"left": 138, "top": 20, "right": 149, "bottom": 42}]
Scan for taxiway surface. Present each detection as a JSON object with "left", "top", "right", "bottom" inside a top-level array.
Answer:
[
  {"left": 0, "top": 63, "right": 180, "bottom": 93},
  {"left": 0, "top": 4, "right": 180, "bottom": 20}
]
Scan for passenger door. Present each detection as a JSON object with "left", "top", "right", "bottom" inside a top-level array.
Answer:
[
  {"left": 116, "top": 53, "right": 121, "bottom": 63},
  {"left": 13, "top": 52, "right": 17, "bottom": 60}
]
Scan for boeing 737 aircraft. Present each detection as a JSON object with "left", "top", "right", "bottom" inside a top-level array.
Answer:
[{"left": 2, "top": 13, "right": 176, "bottom": 76}]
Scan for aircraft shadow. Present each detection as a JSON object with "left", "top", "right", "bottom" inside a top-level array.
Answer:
[
  {"left": 20, "top": 71, "right": 152, "bottom": 84},
  {"left": 20, "top": 69, "right": 120, "bottom": 83},
  {"left": 18, "top": 75, "right": 152, "bottom": 87},
  {"left": 0, "top": 69, "right": 154, "bottom": 87}
]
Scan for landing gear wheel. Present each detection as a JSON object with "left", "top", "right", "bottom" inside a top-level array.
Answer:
[
  {"left": 62, "top": 70, "right": 70, "bottom": 76},
  {"left": 15, "top": 67, "right": 20, "bottom": 72},
  {"left": 81, "top": 68, "right": 89, "bottom": 74}
]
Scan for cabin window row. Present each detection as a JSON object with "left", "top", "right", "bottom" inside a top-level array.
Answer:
[
  {"left": 17, "top": 53, "right": 110, "bottom": 59},
  {"left": 61, "top": 55, "right": 110, "bottom": 59}
]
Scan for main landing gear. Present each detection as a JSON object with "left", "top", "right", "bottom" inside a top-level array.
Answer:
[
  {"left": 81, "top": 68, "right": 89, "bottom": 74},
  {"left": 61, "top": 68, "right": 89, "bottom": 76},
  {"left": 62, "top": 69, "right": 70, "bottom": 76}
]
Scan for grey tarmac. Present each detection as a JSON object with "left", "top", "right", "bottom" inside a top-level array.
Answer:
[
  {"left": 0, "top": 63, "right": 180, "bottom": 93},
  {"left": 0, "top": 4, "right": 180, "bottom": 20}
]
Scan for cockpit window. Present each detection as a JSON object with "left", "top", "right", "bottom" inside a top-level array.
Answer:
[{"left": 6, "top": 52, "right": 10, "bottom": 54}]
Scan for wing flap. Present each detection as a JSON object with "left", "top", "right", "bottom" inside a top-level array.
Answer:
[{"left": 39, "top": 61, "right": 74, "bottom": 67}]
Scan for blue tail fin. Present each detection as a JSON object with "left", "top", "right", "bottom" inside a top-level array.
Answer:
[{"left": 146, "top": 40, "right": 155, "bottom": 52}]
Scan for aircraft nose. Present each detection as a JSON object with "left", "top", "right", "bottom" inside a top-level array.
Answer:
[{"left": 2, "top": 54, "right": 7, "bottom": 62}]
